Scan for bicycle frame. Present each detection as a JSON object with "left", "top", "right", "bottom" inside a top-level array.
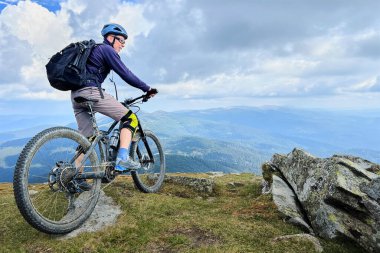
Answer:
[{"left": 73, "top": 95, "right": 155, "bottom": 180}]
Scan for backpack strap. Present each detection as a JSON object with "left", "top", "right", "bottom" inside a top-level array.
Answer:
[{"left": 86, "top": 43, "right": 106, "bottom": 99}]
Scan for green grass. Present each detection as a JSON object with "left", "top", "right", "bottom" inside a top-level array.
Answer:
[{"left": 0, "top": 174, "right": 364, "bottom": 252}]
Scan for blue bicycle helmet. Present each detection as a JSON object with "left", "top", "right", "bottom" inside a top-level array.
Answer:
[{"left": 101, "top": 23, "right": 128, "bottom": 39}]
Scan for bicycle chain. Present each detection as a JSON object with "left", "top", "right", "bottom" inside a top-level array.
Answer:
[{"left": 80, "top": 162, "right": 115, "bottom": 169}]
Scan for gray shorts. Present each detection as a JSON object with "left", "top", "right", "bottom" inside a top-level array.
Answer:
[{"left": 71, "top": 87, "right": 129, "bottom": 137}]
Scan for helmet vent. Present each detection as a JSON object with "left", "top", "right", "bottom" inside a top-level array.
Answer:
[{"left": 114, "top": 27, "right": 122, "bottom": 31}]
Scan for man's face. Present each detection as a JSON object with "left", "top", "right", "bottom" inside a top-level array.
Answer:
[{"left": 108, "top": 35, "right": 126, "bottom": 53}]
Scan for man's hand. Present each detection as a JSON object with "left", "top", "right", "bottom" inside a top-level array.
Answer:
[{"left": 146, "top": 88, "right": 158, "bottom": 97}]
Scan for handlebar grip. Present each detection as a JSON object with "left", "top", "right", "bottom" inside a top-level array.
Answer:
[{"left": 142, "top": 95, "right": 149, "bottom": 102}]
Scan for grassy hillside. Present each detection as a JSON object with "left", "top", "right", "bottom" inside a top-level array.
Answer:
[{"left": 0, "top": 173, "right": 362, "bottom": 252}]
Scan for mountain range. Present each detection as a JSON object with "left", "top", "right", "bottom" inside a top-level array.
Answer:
[{"left": 0, "top": 106, "right": 379, "bottom": 182}]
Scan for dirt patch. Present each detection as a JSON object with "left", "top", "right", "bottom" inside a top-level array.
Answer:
[
  {"left": 148, "top": 226, "right": 221, "bottom": 253},
  {"left": 169, "top": 226, "right": 221, "bottom": 247},
  {"left": 163, "top": 183, "right": 202, "bottom": 199}
]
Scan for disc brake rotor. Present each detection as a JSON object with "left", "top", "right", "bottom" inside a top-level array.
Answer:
[{"left": 141, "top": 154, "right": 152, "bottom": 171}]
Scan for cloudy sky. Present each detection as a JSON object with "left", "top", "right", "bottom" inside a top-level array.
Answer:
[{"left": 0, "top": 0, "right": 380, "bottom": 116}]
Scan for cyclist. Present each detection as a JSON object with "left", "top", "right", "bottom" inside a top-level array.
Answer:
[{"left": 71, "top": 23, "right": 157, "bottom": 190}]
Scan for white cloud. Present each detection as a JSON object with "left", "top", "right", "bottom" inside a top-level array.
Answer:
[
  {"left": 0, "top": 0, "right": 73, "bottom": 96},
  {"left": 20, "top": 89, "right": 70, "bottom": 100},
  {"left": 0, "top": 82, "right": 28, "bottom": 96},
  {"left": 0, "top": 1, "right": 73, "bottom": 55},
  {"left": 0, "top": 0, "right": 17, "bottom": 6},
  {"left": 337, "top": 76, "right": 380, "bottom": 93},
  {"left": 157, "top": 71, "right": 305, "bottom": 99},
  {"left": 0, "top": 146, "right": 23, "bottom": 168},
  {"left": 60, "top": 0, "right": 86, "bottom": 15},
  {"left": 110, "top": 1, "right": 155, "bottom": 51},
  {"left": 155, "top": 67, "right": 167, "bottom": 80},
  {"left": 0, "top": 0, "right": 380, "bottom": 112},
  {"left": 0, "top": 0, "right": 154, "bottom": 100},
  {"left": 20, "top": 57, "right": 49, "bottom": 88},
  {"left": 259, "top": 58, "right": 320, "bottom": 75}
]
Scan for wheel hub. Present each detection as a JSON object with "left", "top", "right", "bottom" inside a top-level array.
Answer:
[
  {"left": 48, "top": 161, "right": 77, "bottom": 192},
  {"left": 141, "top": 154, "right": 152, "bottom": 171}
]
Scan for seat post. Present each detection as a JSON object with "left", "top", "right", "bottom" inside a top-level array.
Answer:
[{"left": 86, "top": 102, "right": 100, "bottom": 135}]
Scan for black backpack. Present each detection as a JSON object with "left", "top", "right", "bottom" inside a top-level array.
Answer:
[{"left": 46, "top": 40, "right": 98, "bottom": 91}]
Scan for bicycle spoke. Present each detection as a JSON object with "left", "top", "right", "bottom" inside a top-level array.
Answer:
[
  {"left": 37, "top": 191, "right": 61, "bottom": 218},
  {"left": 47, "top": 192, "right": 59, "bottom": 220},
  {"left": 30, "top": 191, "right": 49, "bottom": 207}
]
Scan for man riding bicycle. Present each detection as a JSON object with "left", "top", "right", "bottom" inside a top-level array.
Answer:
[{"left": 71, "top": 23, "right": 157, "bottom": 190}]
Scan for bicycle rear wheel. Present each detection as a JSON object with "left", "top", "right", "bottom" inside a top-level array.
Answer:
[
  {"left": 13, "top": 127, "right": 101, "bottom": 234},
  {"left": 130, "top": 130, "right": 165, "bottom": 193}
]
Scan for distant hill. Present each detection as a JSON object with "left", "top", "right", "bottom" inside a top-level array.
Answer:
[
  {"left": 164, "top": 136, "right": 269, "bottom": 174},
  {"left": 0, "top": 106, "right": 379, "bottom": 182}
]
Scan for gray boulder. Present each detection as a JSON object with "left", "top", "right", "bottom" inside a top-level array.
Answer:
[
  {"left": 272, "top": 175, "right": 313, "bottom": 233},
  {"left": 266, "top": 148, "right": 380, "bottom": 253}
]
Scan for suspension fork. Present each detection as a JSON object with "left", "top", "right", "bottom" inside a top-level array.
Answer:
[{"left": 135, "top": 120, "right": 155, "bottom": 163}]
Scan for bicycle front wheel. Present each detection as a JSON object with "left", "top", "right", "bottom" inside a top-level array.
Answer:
[
  {"left": 130, "top": 130, "right": 165, "bottom": 193},
  {"left": 13, "top": 127, "right": 101, "bottom": 234}
]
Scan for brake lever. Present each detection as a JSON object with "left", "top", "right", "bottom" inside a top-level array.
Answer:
[{"left": 142, "top": 95, "right": 149, "bottom": 102}]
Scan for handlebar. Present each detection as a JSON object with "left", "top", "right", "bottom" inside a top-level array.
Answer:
[
  {"left": 123, "top": 95, "right": 144, "bottom": 106},
  {"left": 122, "top": 88, "right": 158, "bottom": 106},
  {"left": 123, "top": 94, "right": 151, "bottom": 106}
]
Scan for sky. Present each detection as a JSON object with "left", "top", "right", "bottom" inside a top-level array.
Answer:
[{"left": 0, "top": 0, "right": 380, "bottom": 116}]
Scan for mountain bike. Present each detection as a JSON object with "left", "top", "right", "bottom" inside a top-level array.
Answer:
[{"left": 13, "top": 94, "right": 165, "bottom": 234}]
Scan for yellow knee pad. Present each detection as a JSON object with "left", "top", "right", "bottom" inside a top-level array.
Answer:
[{"left": 120, "top": 111, "right": 138, "bottom": 136}]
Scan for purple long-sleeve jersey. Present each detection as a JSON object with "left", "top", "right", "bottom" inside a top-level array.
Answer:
[{"left": 85, "top": 39, "right": 150, "bottom": 92}]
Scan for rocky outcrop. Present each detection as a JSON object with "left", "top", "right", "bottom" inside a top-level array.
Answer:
[{"left": 263, "top": 148, "right": 380, "bottom": 253}]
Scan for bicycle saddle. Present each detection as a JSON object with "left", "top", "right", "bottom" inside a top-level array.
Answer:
[{"left": 74, "top": 96, "right": 99, "bottom": 103}]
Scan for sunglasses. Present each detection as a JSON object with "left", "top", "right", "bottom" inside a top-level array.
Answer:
[{"left": 113, "top": 36, "right": 126, "bottom": 45}]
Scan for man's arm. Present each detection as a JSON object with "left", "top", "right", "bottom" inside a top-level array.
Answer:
[{"left": 102, "top": 47, "right": 150, "bottom": 92}]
